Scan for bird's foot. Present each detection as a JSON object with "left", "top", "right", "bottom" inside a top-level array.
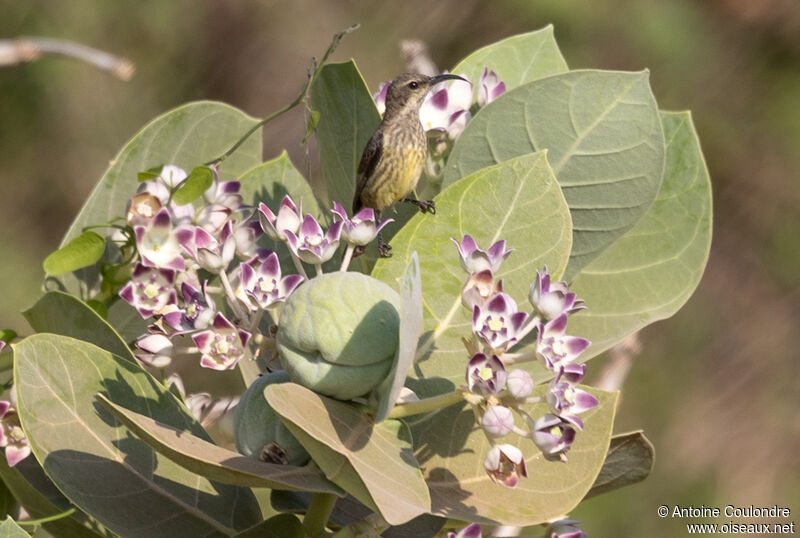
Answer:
[
  {"left": 352, "top": 245, "right": 367, "bottom": 258},
  {"left": 403, "top": 198, "right": 436, "bottom": 214},
  {"left": 378, "top": 242, "right": 393, "bottom": 258}
]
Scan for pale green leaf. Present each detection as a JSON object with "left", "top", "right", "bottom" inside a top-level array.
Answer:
[
  {"left": 23, "top": 291, "right": 134, "bottom": 362},
  {"left": 568, "top": 111, "right": 712, "bottom": 359},
  {"left": 51, "top": 101, "right": 262, "bottom": 297},
  {"left": 265, "top": 383, "right": 431, "bottom": 526},
  {"left": 585, "top": 431, "right": 654, "bottom": 499},
  {"left": 13, "top": 334, "right": 261, "bottom": 537},
  {"left": 311, "top": 61, "right": 380, "bottom": 208},
  {"left": 96, "top": 394, "right": 342, "bottom": 494},
  {"left": 450, "top": 25, "right": 568, "bottom": 93},
  {"left": 42, "top": 231, "right": 105, "bottom": 276},
  {"left": 443, "top": 70, "right": 665, "bottom": 279},
  {"left": 373, "top": 152, "right": 572, "bottom": 395},
  {"left": 373, "top": 252, "right": 423, "bottom": 422},
  {"left": 409, "top": 388, "right": 617, "bottom": 525},
  {"left": 0, "top": 457, "right": 109, "bottom": 537},
  {"left": 0, "top": 517, "right": 28, "bottom": 538},
  {"left": 171, "top": 165, "right": 214, "bottom": 205},
  {"left": 233, "top": 514, "right": 304, "bottom": 538}
]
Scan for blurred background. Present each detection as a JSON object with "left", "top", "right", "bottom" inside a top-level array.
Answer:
[{"left": 1, "top": 1, "right": 798, "bottom": 535}]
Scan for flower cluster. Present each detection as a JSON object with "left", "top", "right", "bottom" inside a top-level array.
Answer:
[
  {"left": 0, "top": 389, "right": 31, "bottom": 467},
  {"left": 119, "top": 165, "right": 391, "bottom": 377},
  {"left": 452, "top": 235, "right": 596, "bottom": 488}
]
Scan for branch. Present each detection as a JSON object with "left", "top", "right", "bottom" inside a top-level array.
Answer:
[{"left": 0, "top": 37, "right": 134, "bottom": 80}]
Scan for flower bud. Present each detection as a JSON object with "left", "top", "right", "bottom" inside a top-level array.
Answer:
[{"left": 276, "top": 272, "right": 401, "bottom": 400}]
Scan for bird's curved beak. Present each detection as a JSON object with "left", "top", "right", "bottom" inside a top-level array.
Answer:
[{"left": 430, "top": 73, "right": 468, "bottom": 86}]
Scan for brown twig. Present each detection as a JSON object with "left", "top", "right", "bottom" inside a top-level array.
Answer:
[
  {"left": 0, "top": 37, "right": 134, "bottom": 80},
  {"left": 594, "top": 332, "right": 643, "bottom": 392}
]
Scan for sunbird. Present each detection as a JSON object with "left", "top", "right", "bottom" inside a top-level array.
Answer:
[{"left": 352, "top": 72, "right": 467, "bottom": 256}]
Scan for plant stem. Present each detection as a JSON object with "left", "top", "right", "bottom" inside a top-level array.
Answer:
[
  {"left": 218, "top": 268, "right": 248, "bottom": 323},
  {"left": 339, "top": 244, "right": 356, "bottom": 272},
  {"left": 16, "top": 507, "right": 77, "bottom": 526},
  {"left": 205, "top": 24, "right": 360, "bottom": 167},
  {"left": 302, "top": 492, "right": 337, "bottom": 537},
  {"left": 386, "top": 390, "right": 465, "bottom": 419}
]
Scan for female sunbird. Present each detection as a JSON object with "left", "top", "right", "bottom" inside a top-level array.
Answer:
[{"left": 352, "top": 72, "right": 467, "bottom": 256}]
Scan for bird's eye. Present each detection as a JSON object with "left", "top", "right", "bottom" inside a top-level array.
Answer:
[{"left": 408, "top": 81, "right": 419, "bottom": 89}]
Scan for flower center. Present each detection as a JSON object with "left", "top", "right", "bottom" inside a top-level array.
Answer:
[
  {"left": 258, "top": 278, "right": 276, "bottom": 294},
  {"left": 478, "top": 366, "right": 494, "bottom": 381},
  {"left": 143, "top": 283, "right": 160, "bottom": 299},
  {"left": 488, "top": 318, "right": 504, "bottom": 332}
]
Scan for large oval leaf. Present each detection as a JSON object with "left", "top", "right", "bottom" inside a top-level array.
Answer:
[
  {"left": 96, "top": 394, "right": 342, "bottom": 494},
  {"left": 443, "top": 70, "right": 665, "bottom": 279},
  {"left": 23, "top": 291, "right": 134, "bottom": 362},
  {"left": 568, "top": 111, "right": 712, "bottom": 359},
  {"left": 311, "top": 61, "right": 381, "bottom": 209},
  {"left": 265, "top": 383, "right": 430, "bottom": 526},
  {"left": 372, "top": 152, "right": 572, "bottom": 395},
  {"left": 13, "top": 334, "right": 261, "bottom": 537},
  {"left": 51, "top": 101, "right": 262, "bottom": 297},
  {"left": 450, "top": 25, "right": 568, "bottom": 92},
  {"left": 408, "top": 387, "right": 617, "bottom": 525}
]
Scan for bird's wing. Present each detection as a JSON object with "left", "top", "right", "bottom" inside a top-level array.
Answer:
[{"left": 352, "top": 129, "right": 384, "bottom": 213}]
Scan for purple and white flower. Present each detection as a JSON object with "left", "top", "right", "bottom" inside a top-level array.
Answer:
[
  {"left": 373, "top": 82, "right": 390, "bottom": 116},
  {"left": 477, "top": 67, "right": 506, "bottom": 107},
  {"left": 240, "top": 251, "right": 303, "bottom": 309},
  {"left": 505, "top": 369, "right": 535, "bottom": 400},
  {"left": 466, "top": 352, "right": 507, "bottom": 395},
  {"left": 460, "top": 269, "right": 503, "bottom": 310},
  {"left": 0, "top": 393, "right": 30, "bottom": 467},
  {"left": 529, "top": 267, "right": 585, "bottom": 320},
  {"left": 192, "top": 313, "right": 251, "bottom": 371},
  {"left": 419, "top": 75, "right": 472, "bottom": 139},
  {"left": 481, "top": 405, "right": 515, "bottom": 438},
  {"left": 530, "top": 414, "right": 577, "bottom": 457},
  {"left": 163, "top": 280, "right": 217, "bottom": 332},
  {"left": 546, "top": 368, "right": 598, "bottom": 429},
  {"left": 547, "top": 520, "right": 587, "bottom": 538},
  {"left": 448, "top": 523, "right": 482, "bottom": 538},
  {"left": 119, "top": 263, "right": 178, "bottom": 318},
  {"left": 284, "top": 215, "right": 343, "bottom": 264},
  {"left": 134, "top": 333, "right": 174, "bottom": 367},
  {"left": 258, "top": 196, "right": 302, "bottom": 241},
  {"left": 126, "top": 192, "right": 163, "bottom": 227},
  {"left": 452, "top": 235, "right": 514, "bottom": 274},
  {"left": 483, "top": 443, "right": 527, "bottom": 488},
  {"left": 134, "top": 208, "right": 192, "bottom": 271},
  {"left": 472, "top": 293, "right": 530, "bottom": 351},
  {"left": 331, "top": 201, "right": 393, "bottom": 246},
  {"left": 193, "top": 222, "right": 237, "bottom": 273},
  {"left": 536, "top": 314, "right": 591, "bottom": 369}
]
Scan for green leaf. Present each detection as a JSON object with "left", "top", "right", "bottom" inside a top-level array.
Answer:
[
  {"left": 303, "top": 109, "right": 321, "bottom": 144},
  {"left": 450, "top": 25, "right": 568, "bottom": 92},
  {"left": 373, "top": 252, "right": 424, "bottom": 422},
  {"left": 51, "top": 101, "right": 262, "bottom": 297},
  {"left": 23, "top": 291, "right": 134, "bottom": 362},
  {"left": 311, "top": 61, "right": 381, "bottom": 208},
  {"left": 0, "top": 331, "right": 16, "bottom": 345},
  {"left": 136, "top": 166, "right": 162, "bottom": 182},
  {"left": 568, "top": 111, "right": 712, "bottom": 359},
  {"left": 585, "top": 431, "right": 654, "bottom": 499},
  {"left": 265, "top": 383, "right": 431, "bottom": 526},
  {"left": 443, "top": 70, "right": 666, "bottom": 279},
  {"left": 233, "top": 513, "right": 304, "bottom": 538},
  {"left": 373, "top": 152, "right": 572, "bottom": 394},
  {"left": 42, "top": 231, "right": 105, "bottom": 276},
  {"left": 13, "top": 334, "right": 261, "bottom": 537},
  {"left": 0, "top": 517, "right": 28, "bottom": 538},
  {"left": 171, "top": 165, "right": 215, "bottom": 205},
  {"left": 410, "top": 388, "right": 617, "bottom": 525},
  {"left": 0, "top": 456, "right": 110, "bottom": 537},
  {"left": 96, "top": 394, "right": 342, "bottom": 494}
]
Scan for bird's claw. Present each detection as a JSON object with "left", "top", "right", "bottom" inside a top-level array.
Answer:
[
  {"left": 378, "top": 242, "right": 393, "bottom": 258},
  {"left": 403, "top": 198, "right": 436, "bottom": 214}
]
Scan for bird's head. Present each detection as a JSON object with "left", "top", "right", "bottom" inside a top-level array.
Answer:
[{"left": 383, "top": 72, "right": 467, "bottom": 118}]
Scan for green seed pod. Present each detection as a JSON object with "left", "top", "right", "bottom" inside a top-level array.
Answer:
[
  {"left": 234, "top": 371, "right": 309, "bottom": 466},
  {"left": 276, "top": 272, "right": 401, "bottom": 400}
]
